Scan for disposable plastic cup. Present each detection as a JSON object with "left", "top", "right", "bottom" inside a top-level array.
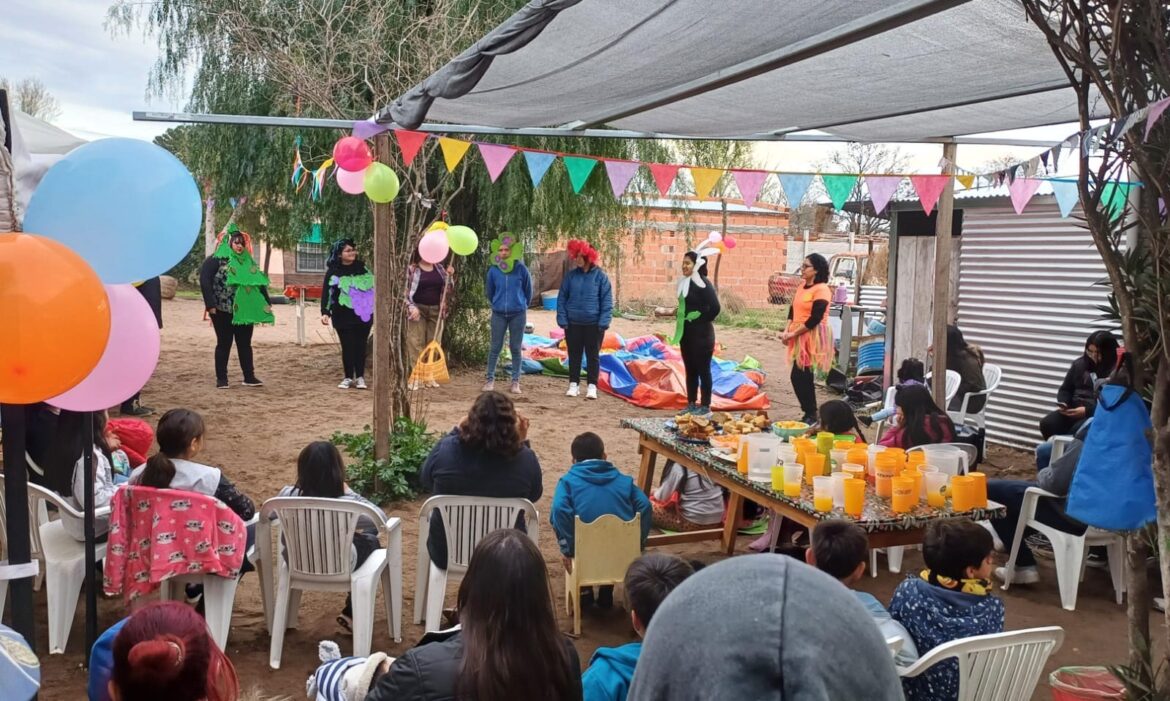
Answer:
[
  {"left": 844, "top": 478, "right": 865, "bottom": 518},
  {"left": 831, "top": 472, "right": 850, "bottom": 509},
  {"left": 834, "top": 439, "right": 856, "bottom": 451},
  {"left": 874, "top": 459, "right": 900, "bottom": 498},
  {"left": 925, "top": 472, "right": 949, "bottom": 508},
  {"left": 916, "top": 464, "right": 939, "bottom": 499},
  {"left": 803, "top": 453, "right": 826, "bottom": 484},
  {"left": 951, "top": 475, "right": 976, "bottom": 511},
  {"left": 901, "top": 470, "right": 922, "bottom": 506},
  {"left": 830, "top": 449, "right": 848, "bottom": 472},
  {"left": 783, "top": 464, "right": 804, "bottom": 498},
  {"left": 892, "top": 476, "right": 916, "bottom": 513},
  {"left": 842, "top": 463, "right": 866, "bottom": 482},
  {"left": 771, "top": 466, "right": 785, "bottom": 492},
  {"left": 813, "top": 476, "right": 833, "bottom": 512},
  {"left": 968, "top": 471, "right": 988, "bottom": 509}
]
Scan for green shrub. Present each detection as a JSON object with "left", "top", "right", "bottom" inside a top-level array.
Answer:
[{"left": 331, "top": 417, "right": 437, "bottom": 505}]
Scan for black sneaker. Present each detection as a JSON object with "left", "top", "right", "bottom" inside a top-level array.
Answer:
[
  {"left": 579, "top": 587, "right": 596, "bottom": 609},
  {"left": 216, "top": 380, "right": 230, "bottom": 390},
  {"left": 241, "top": 377, "right": 264, "bottom": 387},
  {"left": 120, "top": 401, "right": 155, "bottom": 417}
]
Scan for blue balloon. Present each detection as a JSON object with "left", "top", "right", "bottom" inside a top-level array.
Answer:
[{"left": 23, "top": 138, "right": 202, "bottom": 284}]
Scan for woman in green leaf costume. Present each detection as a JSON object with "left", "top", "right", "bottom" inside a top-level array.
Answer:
[
  {"left": 199, "top": 226, "right": 272, "bottom": 388},
  {"left": 320, "top": 238, "right": 374, "bottom": 389}
]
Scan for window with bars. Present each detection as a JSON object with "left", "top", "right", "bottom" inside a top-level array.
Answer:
[{"left": 296, "top": 242, "right": 327, "bottom": 272}]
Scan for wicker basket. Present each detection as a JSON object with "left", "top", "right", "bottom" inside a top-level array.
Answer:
[{"left": 159, "top": 275, "right": 178, "bottom": 300}]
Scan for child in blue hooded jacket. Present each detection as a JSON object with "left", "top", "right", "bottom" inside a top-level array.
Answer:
[
  {"left": 553, "top": 432, "right": 652, "bottom": 608},
  {"left": 890, "top": 519, "right": 1004, "bottom": 701},
  {"left": 581, "top": 553, "right": 695, "bottom": 701}
]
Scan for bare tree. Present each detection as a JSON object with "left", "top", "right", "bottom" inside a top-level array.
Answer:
[
  {"left": 815, "top": 142, "right": 911, "bottom": 239},
  {"left": 0, "top": 77, "right": 62, "bottom": 121}
]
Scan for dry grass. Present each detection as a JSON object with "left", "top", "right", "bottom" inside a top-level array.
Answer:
[{"left": 864, "top": 244, "right": 889, "bottom": 285}]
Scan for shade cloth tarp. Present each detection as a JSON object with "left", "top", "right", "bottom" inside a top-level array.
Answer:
[{"left": 380, "top": 0, "right": 1107, "bottom": 142}]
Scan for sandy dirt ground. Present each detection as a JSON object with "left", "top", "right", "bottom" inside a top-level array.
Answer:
[{"left": 29, "top": 297, "right": 1151, "bottom": 699}]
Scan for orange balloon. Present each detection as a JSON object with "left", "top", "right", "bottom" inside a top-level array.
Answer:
[{"left": 0, "top": 233, "right": 111, "bottom": 404}]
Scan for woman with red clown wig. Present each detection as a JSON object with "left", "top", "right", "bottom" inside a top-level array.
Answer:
[
  {"left": 556, "top": 240, "right": 613, "bottom": 400},
  {"left": 199, "top": 225, "right": 271, "bottom": 389}
]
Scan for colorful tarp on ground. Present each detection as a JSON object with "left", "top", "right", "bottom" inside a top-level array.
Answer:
[{"left": 506, "top": 332, "right": 770, "bottom": 411}]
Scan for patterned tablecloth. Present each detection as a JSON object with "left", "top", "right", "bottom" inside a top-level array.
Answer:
[{"left": 621, "top": 416, "right": 1006, "bottom": 535}]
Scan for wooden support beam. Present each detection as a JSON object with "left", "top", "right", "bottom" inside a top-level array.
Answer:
[
  {"left": 932, "top": 141, "right": 958, "bottom": 408},
  {"left": 372, "top": 134, "right": 394, "bottom": 473}
]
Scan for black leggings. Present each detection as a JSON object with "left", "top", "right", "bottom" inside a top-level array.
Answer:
[
  {"left": 566, "top": 323, "right": 602, "bottom": 385},
  {"left": 211, "top": 311, "right": 255, "bottom": 383},
  {"left": 336, "top": 323, "right": 372, "bottom": 379},
  {"left": 681, "top": 332, "right": 715, "bottom": 407},
  {"left": 790, "top": 364, "right": 818, "bottom": 418}
]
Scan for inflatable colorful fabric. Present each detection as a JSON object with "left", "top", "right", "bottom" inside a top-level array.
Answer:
[{"left": 505, "top": 332, "right": 769, "bottom": 410}]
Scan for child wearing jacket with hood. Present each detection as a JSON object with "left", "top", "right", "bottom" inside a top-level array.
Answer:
[
  {"left": 890, "top": 519, "right": 1004, "bottom": 701},
  {"left": 581, "top": 553, "right": 695, "bottom": 701},
  {"left": 552, "top": 432, "right": 652, "bottom": 608}
]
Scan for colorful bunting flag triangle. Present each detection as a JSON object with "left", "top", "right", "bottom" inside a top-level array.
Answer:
[
  {"left": 395, "top": 130, "right": 429, "bottom": 166},
  {"left": 956, "top": 175, "right": 976, "bottom": 190},
  {"left": 1008, "top": 178, "right": 1043, "bottom": 215},
  {"left": 864, "top": 176, "right": 902, "bottom": 215},
  {"left": 778, "top": 173, "right": 813, "bottom": 209},
  {"left": 1145, "top": 97, "right": 1170, "bottom": 141},
  {"left": 477, "top": 143, "right": 517, "bottom": 183},
  {"left": 1100, "top": 182, "right": 1133, "bottom": 222},
  {"left": 563, "top": 156, "right": 598, "bottom": 194},
  {"left": 909, "top": 175, "right": 951, "bottom": 216},
  {"left": 1050, "top": 181, "right": 1079, "bottom": 218},
  {"left": 523, "top": 151, "right": 556, "bottom": 188},
  {"left": 822, "top": 174, "right": 859, "bottom": 210},
  {"left": 647, "top": 163, "right": 680, "bottom": 197},
  {"left": 732, "top": 170, "right": 769, "bottom": 208},
  {"left": 604, "top": 160, "right": 641, "bottom": 199},
  {"left": 690, "top": 167, "right": 724, "bottom": 200},
  {"left": 438, "top": 137, "right": 472, "bottom": 172}
]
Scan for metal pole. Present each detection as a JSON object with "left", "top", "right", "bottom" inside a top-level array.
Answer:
[
  {"left": 0, "top": 404, "right": 36, "bottom": 646},
  {"left": 371, "top": 134, "right": 394, "bottom": 484},
  {"left": 83, "top": 414, "right": 97, "bottom": 655},
  {"left": 931, "top": 142, "right": 958, "bottom": 408}
]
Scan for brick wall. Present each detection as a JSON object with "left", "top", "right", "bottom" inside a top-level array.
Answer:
[{"left": 605, "top": 203, "right": 789, "bottom": 308}]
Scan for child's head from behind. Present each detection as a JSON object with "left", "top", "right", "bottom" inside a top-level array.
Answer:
[
  {"left": 923, "top": 519, "right": 994, "bottom": 581},
  {"left": 897, "top": 357, "right": 926, "bottom": 384},
  {"left": 295, "top": 441, "right": 346, "bottom": 498},
  {"left": 624, "top": 553, "right": 695, "bottom": 637},
  {"left": 571, "top": 432, "right": 606, "bottom": 463},
  {"left": 806, "top": 519, "right": 868, "bottom": 586},
  {"left": 139, "top": 409, "right": 205, "bottom": 489},
  {"left": 818, "top": 400, "right": 859, "bottom": 435},
  {"left": 110, "top": 601, "right": 237, "bottom": 701}
]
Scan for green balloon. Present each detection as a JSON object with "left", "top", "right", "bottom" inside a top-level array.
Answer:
[
  {"left": 363, "top": 163, "right": 400, "bottom": 203},
  {"left": 446, "top": 225, "right": 479, "bottom": 256}
]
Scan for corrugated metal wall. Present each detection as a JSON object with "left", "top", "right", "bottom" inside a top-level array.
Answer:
[{"left": 956, "top": 202, "right": 1114, "bottom": 448}]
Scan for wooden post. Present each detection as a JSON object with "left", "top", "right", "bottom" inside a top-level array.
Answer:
[
  {"left": 372, "top": 133, "right": 395, "bottom": 471},
  {"left": 931, "top": 141, "right": 958, "bottom": 408}
]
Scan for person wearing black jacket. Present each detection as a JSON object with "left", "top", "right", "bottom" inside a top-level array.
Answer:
[
  {"left": 199, "top": 231, "right": 269, "bottom": 388},
  {"left": 120, "top": 276, "right": 163, "bottom": 416},
  {"left": 366, "top": 529, "right": 582, "bottom": 701},
  {"left": 319, "top": 239, "right": 373, "bottom": 389},
  {"left": 1038, "top": 330, "right": 1118, "bottom": 439},
  {"left": 675, "top": 250, "right": 722, "bottom": 413}
]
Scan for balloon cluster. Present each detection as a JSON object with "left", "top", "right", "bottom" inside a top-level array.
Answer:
[
  {"left": 702, "top": 230, "right": 737, "bottom": 253},
  {"left": 333, "top": 137, "right": 400, "bottom": 203},
  {"left": 418, "top": 221, "right": 479, "bottom": 264},
  {"left": 2, "top": 138, "right": 195, "bottom": 407}
]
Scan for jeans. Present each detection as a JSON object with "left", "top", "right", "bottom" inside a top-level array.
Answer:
[
  {"left": 211, "top": 311, "right": 255, "bottom": 383},
  {"left": 487, "top": 311, "right": 526, "bottom": 382},
  {"left": 987, "top": 479, "right": 1086, "bottom": 567},
  {"left": 565, "top": 323, "right": 602, "bottom": 385},
  {"left": 1035, "top": 442, "right": 1053, "bottom": 470},
  {"left": 336, "top": 323, "right": 372, "bottom": 379}
]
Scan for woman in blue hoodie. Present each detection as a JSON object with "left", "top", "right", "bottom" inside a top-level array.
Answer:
[
  {"left": 484, "top": 234, "right": 532, "bottom": 395},
  {"left": 557, "top": 239, "right": 613, "bottom": 401}
]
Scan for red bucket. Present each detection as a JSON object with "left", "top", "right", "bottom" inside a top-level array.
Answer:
[{"left": 1049, "top": 667, "right": 1125, "bottom": 701}]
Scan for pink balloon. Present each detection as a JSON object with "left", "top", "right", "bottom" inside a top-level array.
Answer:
[
  {"left": 723, "top": 235, "right": 737, "bottom": 249},
  {"left": 336, "top": 167, "right": 366, "bottom": 195},
  {"left": 333, "top": 137, "right": 373, "bottom": 172},
  {"left": 418, "top": 229, "right": 450, "bottom": 264},
  {"left": 49, "top": 284, "right": 161, "bottom": 411}
]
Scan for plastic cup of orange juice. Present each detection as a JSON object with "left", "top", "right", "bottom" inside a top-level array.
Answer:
[
  {"left": 891, "top": 476, "right": 916, "bottom": 513},
  {"left": 783, "top": 464, "right": 804, "bottom": 498},
  {"left": 925, "top": 472, "right": 948, "bottom": 508},
  {"left": 951, "top": 475, "right": 976, "bottom": 511},
  {"left": 843, "top": 478, "right": 865, "bottom": 518},
  {"left": 771, "top": 466, "right": 785, "bottom": 492},
  {"left": 813, "top": 476, "right": 833, "bottom": 512}
]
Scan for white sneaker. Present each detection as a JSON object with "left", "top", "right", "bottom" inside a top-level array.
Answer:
[
  {"left": 977, "top": 520, "right": 1005, "bottom": 552},
  {"left": 995, "top": 565, "right": 1039, "bottom": 584},
  {"left": 586, "top": 384, "right": 598, "bottom": 400},
  {"left": 338, "top": 378, "right": 353, "bottom": 389},
  {"left": 355, "top": 377, "right": 367, "bottom": 390},
  {"left": 566, "top": 383, "right": 579, "bottom": 397},
  {"left": 510, "top": 380, "right": 522, "bottom": 395},
  {"left": 409, "top": 380, "right": 420, "bottom": 391},
  {"left": 482, "top": 380, "right": 495, "bottom": 392}
]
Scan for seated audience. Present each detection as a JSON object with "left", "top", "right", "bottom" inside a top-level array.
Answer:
[
  {"left": 305, "top": 641, "right": 392, "bottom": 701},
  {"left": 365, "top": 529, "right": 582, "bottom": 700},
  {"left": 552, "top": 432, "right": 652, "bottom": 609},
  {"left": 1038, "top": 330, "right": 1118, "bottom": 441},
  {"left": 879, "top": 385, "right": 956, "bottom": 449},
  {"left": 626, "top": 555, "right": 904, "bottom": 700},
  {"left": 581, "top": 554, "right": 695, "bottom": 701},
  {"left": 889, "top": 520, "right": 1005, "bottom": 701},
  {"left": 277, "top": 441, "right": 388, "bottom": 632},
  {"left": 651, "top": 460, "right": 724, "bottom": 533},
  {"left": 863, "top": 357, "right": 925, "bottom": 427},
  {"left": 61, "top": 411, "right": 131, "bottom": 542},
  {"left": 943, "top": 325, "right": 986, "bottom": 413},
  {"left": 805, "top": 520, "right": 918, "bottom": 666},
  {"left": 419, "top": 391, "right": 542, "bottom": 570},
  {"left": 107, "top": 601, "right": 238, "bottom": 701}
]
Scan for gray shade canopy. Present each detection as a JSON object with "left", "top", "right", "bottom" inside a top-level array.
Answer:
[{"left": 379, "top": 0, "right": 1106, "bottom": 142}]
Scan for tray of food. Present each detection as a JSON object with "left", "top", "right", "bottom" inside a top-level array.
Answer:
[{"left": 670, "top": 413, "right": 718, "bottom": 443}]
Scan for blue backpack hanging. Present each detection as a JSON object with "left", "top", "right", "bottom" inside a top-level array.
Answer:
[{"left": 1065, "top": 384, "right": 1156, "bottom": 531}]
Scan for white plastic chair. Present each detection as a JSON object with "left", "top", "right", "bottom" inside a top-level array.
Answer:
[
  {"left": 259, "top": 497, "right": 403, "bottom": 669},
  {"left": 414, "top": 495, "right": 538, "bottom": 632},
  {"left": 898, "top": 626, "right": 1064, "bottom": 701},
  {"left": 886, "top": 635, "right": 904, "bottom": 656},
  {"left": 950, "top": 363, "right": 1002, "bottom": 431},
  {"left": 0, "top": 481, "right": 109, "bottom": 654},
  {"left": 565, "top": 514, "right": 642, "bottom": 636}
]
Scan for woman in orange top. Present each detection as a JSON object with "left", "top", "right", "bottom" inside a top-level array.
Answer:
[{"left": 779, "top": 253, "right": 834, "bottom": 424}]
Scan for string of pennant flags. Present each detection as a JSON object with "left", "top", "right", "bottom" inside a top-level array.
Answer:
[{"left": 295, "top": 96, "right": 1170, "bottom": 218}]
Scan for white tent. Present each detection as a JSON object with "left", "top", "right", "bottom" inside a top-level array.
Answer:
[{"left": 6, "top": 109, "right": 88, "bottom": 225}]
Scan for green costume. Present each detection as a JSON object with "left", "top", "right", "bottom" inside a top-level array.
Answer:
[{"left": 214, "top": 228, "right": 275, "bottom": 325}]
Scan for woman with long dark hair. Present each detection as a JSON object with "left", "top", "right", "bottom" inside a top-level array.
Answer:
[
  {"left": 366, "top": 529, "right": 582, "bottom": 701},
  {"left": 320, "top": 239, "right": 374, "bottom": 389},
  {"left": 674, "top": 249, "right": 722, "bottom": 414},
  {"left": 419, "top": 392, "right": 543, "bottom": 569},
  {"left": 779, "top": 253, "right": 834, "bottom": 424},
  {"left": 943, "top": 324, "right": 986, "bottom": 413},
  {"left": 1038, "top": 329, "right": 1119, "bottom": 439},
  {"left": 879, "top": 384, "right": 956, "bottom": 449}
]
